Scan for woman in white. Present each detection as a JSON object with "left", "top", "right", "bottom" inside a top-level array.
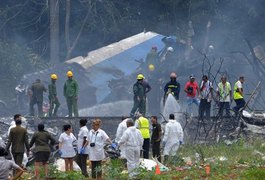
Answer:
[
  {"left": 58, "top": 124, "right": 76, "bottom": 172},
  {"left": 88, "top": 119, "right": 112, "bottom": 179}
]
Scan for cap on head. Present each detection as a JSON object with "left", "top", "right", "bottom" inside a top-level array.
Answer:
[
  {"left": 51, "top": 74, "right": 58, "bottom": 80},
  {"left": 190, "top": 74, "right": 195, "bottom": 79},
  {"left": 67, "top": 71, "right": 73, "bottom": 77},
  {"left": 167, "top": 47, "right": 174, "bottom": 52},
  {"left": 170, "top": 72, "right": 177, "bottom": 78},
  {"left": 148, "top": 64, "right": 155, "bottom": 71},
  {"left": 137, "top": 74, "right": 145, "bottom": 80},
  {"left": 0, "top": 147, "right": 8, "bottom": 156}
]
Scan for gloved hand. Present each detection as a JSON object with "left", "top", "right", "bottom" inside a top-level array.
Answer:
[
  {"left": 80, "top": 147, "right": 85, "bottom": 154},
  {"left": 111, "top": 143, "right": 117, "bottom": 149},
  {"left": 58, "top": 149, "right": 62, "bottom": 156},
  {"left": 179, "top": 140, "right": 183, "bottom": 145}
]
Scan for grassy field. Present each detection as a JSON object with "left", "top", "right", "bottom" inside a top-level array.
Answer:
[{"left": 21, "top": 137, "right": 265, "bottom": 179}]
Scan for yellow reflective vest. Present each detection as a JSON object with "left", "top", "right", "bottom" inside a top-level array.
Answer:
[
  {"left": 136, "top": 117, "right": 150, "bottom": 139},
  {"left": 233, "top": 80, "right": 243, "bottom": 100}
]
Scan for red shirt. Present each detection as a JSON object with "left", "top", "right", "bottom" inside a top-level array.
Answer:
[{"left": 185, "top": 81, "right": 199, "bottom": 97}]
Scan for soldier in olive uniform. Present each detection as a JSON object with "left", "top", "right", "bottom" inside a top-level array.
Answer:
[
  {"left": 64, "top": 71, "right": 79, "bottom": 117},
  {"left": 48, "top": 74, "right": 60, "bottom": 117},
  {"left": 130, "top": 74, "right": 151, "bottom": 117},
  {"left": 29, "top": 79, "right": 47, "bottom": 116}
]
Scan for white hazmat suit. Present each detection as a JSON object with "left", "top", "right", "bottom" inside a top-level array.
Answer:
[
  {"left": 118, "top": 126, "right": 143, "bottom": 177},
  {"left": 162, "top": 119, "right": 183, "bottom": 156},
  {"left": 115, "top": 118, "right": 129, "bottom": 158}
]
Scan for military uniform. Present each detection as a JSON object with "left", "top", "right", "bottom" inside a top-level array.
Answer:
[
  {"left": 48, "top": 82, "right": 60, "bottom": 116},
  {"left": 29, "top": 80, "right": 46, "bottom": 116},
  {"left": 64, "top": 78, "right": 79, "bottom": 117},
  {"left": 6, "top": 125, "right": 29, "bottom": 167}
]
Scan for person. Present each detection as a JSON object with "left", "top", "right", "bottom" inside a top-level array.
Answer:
[
  {"left": 15, "top": 82, "right": 26, "bottom": 111},
  {"left": 58, "top": 124, "right": 77, "bottom": 172},
  {"left": 145, "top": 46, "right": 159, "bottom": 74},
  {"left": 233, "top": 76, "right": 246, "bottom": 114},
  {"left": 151, "top": 116, "right": 162, "bottom": 162},
  {"left": 76, "top": 119, "right": 89, "bottom": 177},
  {"left": 29, "top": 123, "right": 56, "bottom": 180},
  {"left": 64, "top": 71, "right": 79, "bottom": 117},
  {"left": 135, "top": 113, "right": 150, "bottom": 159},
  {"left": 0, "top": 147, "right": 24, "bottom": 180},
  {"left": 184, "top": 74, "right": 200, "bottom": 116},
  {"left": 118, "top": 119, "right": 143, "bottom": 178},
  {"left": 6, "top": 118, "right": 30, "bottom": 170},
  {"left": 29, "top": 79, "right": 47, "bottom": 116},
  {"left": 130, "top": 74, "right": 151, "bottom": 117},
  {"left": 216, "top": 76, "right": 232, "bottom": 117},
  {"left": 115, "top": 116, "right": 129, "bottom": 158},
  {"left": 88, "top": 119, "right": 112, "bottom": 179},
  {"left": 162, "top": 114, "right": 183, "bottom": 163},
  {"left": 164, "top": 72, "right": 181, "bottom": 103},
  {"left": 199, "top": 75, "right": 213, "bottom": 121},
  {"left": 48, "top": 74, "right": 60, "bottom": 117}
]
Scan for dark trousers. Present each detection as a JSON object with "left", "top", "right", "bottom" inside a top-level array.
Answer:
[
  {"left": 233, "top": 98, "right": 245, "bottom": 113},
  {"left": 66, "top": 96, "right": 78, "bottom": 117},
  {"left": 152, "top": 141, "right": 161, "bottom": 162},
  {"left": 29, "top": 98, "right": 43, "bottom": 116},
  {"left": 130, "top": 97, "right": 146, "bottom": 116},
  {"left": 199, "top": 99, "right": 211, "bottom": 120},
  {"left": 142, "top": 138, "right": 150, "bottom": 159},
  {"left": 218, "top": 102, "right": 230, "bottom": 117},
  {"left": 75, "top": 153, "right": 88, "bottom": 177},
  {"left": 12, "top": 152, "right": 24, "bottom": 167},
  {"left": 91, "top": 160, "right": 102, "bottom": 179},
  {"left": 49, "top": 98, "right": 60, "bottom": 117}
]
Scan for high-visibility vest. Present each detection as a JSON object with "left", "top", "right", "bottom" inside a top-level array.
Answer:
[
  {"left": 233, "top": 80, "right": 243, "bottom": 100},
  {"left": 218, "top": 82, "right": 231, "bottom": 100},
  {"left": 137, "top": 117, "right": 150, "bottom": 138}
]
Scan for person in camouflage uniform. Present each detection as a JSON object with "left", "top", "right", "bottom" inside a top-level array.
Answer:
[
  {"left": 29, "top": 79, "right": 47, "bottom": 116},
  {"left": 130, "top": 74, "right": 151, "bottom": 117},
  {"left": 64, "top": 71, "right": 79, "bottom": 117},
  {"left": 48, "top": 74, "right": 60, "bottom": 117}
]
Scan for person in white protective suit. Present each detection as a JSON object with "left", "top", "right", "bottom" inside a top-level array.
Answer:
[
  {"left": 118, "top": 119, "right": 143, "bottom": 178},
  {"left": 162, "top": 114, "right": 183, "bottom": 163},
  {"left": 115, "top": 117, "right": 129, "bottom": 158}
]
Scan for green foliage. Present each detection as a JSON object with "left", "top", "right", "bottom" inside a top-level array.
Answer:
[{"left": 243, "top": 168, "right": 265, "bottom": 179}]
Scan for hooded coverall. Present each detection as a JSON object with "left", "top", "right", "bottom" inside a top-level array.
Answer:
[
  {"left": 162, "top": 119, "right": 183, "bottom": 156},
  {"left": 118, "top": 126, "right": 143, "bottom": 178},
  {"left": 64, "top": 78, "right": 79, "bottom": 117},
  {"left": 48, "top": 81, "right": 60, "bottom": 116},
  {"left": 115, "top": 118, "right": 128, "bottom": 158}
]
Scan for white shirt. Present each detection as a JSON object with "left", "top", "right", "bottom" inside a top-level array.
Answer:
[
  {"left": 0, "top": 157, "right": 20, "bottom": 180},
  {"left": 88, "top": 129, "right": 109, "bottom": 161},
  {"left": 118, "top": 126, "right": 143, "bottom": 148},
  {"left": 77, "top": 126, "right": 89, "bottom": 154},
  {"left": 200, "top": 80, "right": 213, "bottom": 99},
  {"left": 115, "top": 119, "right": 128, "bottom": 142},
  {"left": 58, "top": 132, "right": 77, "bottom": 158}
]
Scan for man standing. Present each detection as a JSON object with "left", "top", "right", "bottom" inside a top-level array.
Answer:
[
  {"left": 118, "top": 119, "right": 143, "bottom": 178},
  {"left": 135, "top": 113, "right": 150, "bottom": 159},
  {"left": 164, "top": 72, "right": 181, "bottom": 103},
  {"left": 216, "top": 76, "right": 232, "bottom": 117},
  {"left": 151, "top": 116, "right": 162, "bottom": 162},
  {"left": 115, "top": 116, "right": 129, "bottom": 158},
  {"left": 130, "top": 74, "right": 151, "bottom": 117},
  {"left": 29, "top": 79, "right": 47, "bottom": 116},
  {"left": 233, "top": 76, "right": 246, "bottom": 114},
  {"left": 184, "top": 74, "right": 200, "bottom": 116},
  {"left": 145, "top": 46, "right": 159, "bottom": 74},
  {"left": 64, "top": 71, "right": 79, "bottom": 117},
  {"left": 162, "top": 114, "right": 183, "bottom": 163},
  {"left": 48, "top": 74, "right": 60, "bottom": 117},
  {"left": 199, "top": 75, "right": 213, "bottom": 121},
  {"left": 6, "top": 118, "right": 30, "bottom": 169}
]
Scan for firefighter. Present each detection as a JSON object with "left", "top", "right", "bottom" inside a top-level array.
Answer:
[
  {"left": 48, "top": 74, "right": 60, "bottom": 117},
  {"left": 164, "top": 72, "right": 181, "bottom": 104},
  {"left": 63, "top": 71, "right": 79, "bottom": 117},
  {"left": 130, "top": 74, "right": 151, "bottom": 117}
]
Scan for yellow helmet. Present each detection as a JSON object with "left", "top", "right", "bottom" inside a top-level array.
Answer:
[
  {"left": 148, "top": 64, "right": 155, "bottom": 71},
  {"left": 50, "top": 74, "right": 58, "bottom": 80},
  {"left": 67, "top": 71, "right": 73, "bottom": 77},
  {"left": 137, "top": 74, "right": 145, "bottom": 80}
]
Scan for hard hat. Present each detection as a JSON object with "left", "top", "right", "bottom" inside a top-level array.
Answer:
[
  {"left": 167, "top": 47, "right": 174, "bottom": 52},
  {"left": 170, "top": 72, "right": 177, "bottom": 78},
  {"left": 67, "top": 71, "right": 73, "bottom": 77},
  {"left": 148, "top": 64, "right": 155, "bottom": 71},
  {"left": 137, "top": 74, "right": 145, "bottom": 80},
  {"left": 50, "top": 74, "right": 58, "bottom": 80}
]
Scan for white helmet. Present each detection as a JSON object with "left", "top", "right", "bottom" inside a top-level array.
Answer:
[{"left": 167, "top": 47, "right": 174, "bottom": 52}]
